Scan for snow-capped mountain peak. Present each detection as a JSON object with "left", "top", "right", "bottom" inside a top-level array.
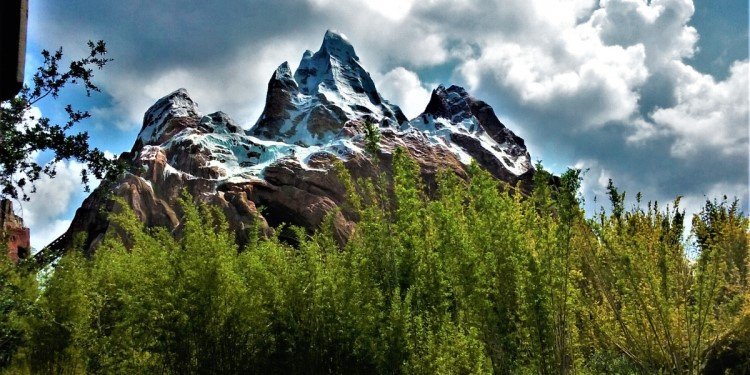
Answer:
[
  {"left": 135, "top": 88, "right": 200, "bottom": 149},
  {"left": 274, "top": 61, "right": 295, "bottom": 82},
  {"left": 134, "top": 32, "right": 530, "bottom": 183},
  {"left": 47, "top": 30, "right": 537, "bottom": 256},
  {"left": 293, "top": 30, "right": 376, "bottom": 102},
  {"left": 251, "top": 30, "right": 406, "bottom": 144},
  {"left": 320, "top": 29, "right": 358, "bottom": 61},
  {"left": 403, "top": 84, "right": 532, "bottom": 179}
]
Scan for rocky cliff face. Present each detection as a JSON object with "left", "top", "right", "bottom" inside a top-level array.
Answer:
[{"left": 44, "top": 30, "right": 534, "bottom": 258}]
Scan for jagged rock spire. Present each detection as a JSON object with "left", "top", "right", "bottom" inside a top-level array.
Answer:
[
  {"left": 250, "top": 30, "right": 406, "bottom": 145},
  {"left": 135, "top": 88, "right": 201, "bottom": 149},
  {"left": 424, "top": 85, "right": 527, "bottom": 150}
]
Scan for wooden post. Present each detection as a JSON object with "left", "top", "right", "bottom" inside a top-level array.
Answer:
[{"left": 0, "top": 0, "right": 29, "bottom": 101}]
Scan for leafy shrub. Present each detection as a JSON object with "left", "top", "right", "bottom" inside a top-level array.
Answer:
[{"left": 1, "top": 151, "right": 747, "bottom": 374}]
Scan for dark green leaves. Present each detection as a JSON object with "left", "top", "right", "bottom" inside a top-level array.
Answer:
[
  {"left": 363, "top": 120, "right": 381, "bottom": 156},
  {"left": 0, "top": 41, "right": 123, "bottom": 201},
  {"left": 0, "top": 157, "right": 746, "bottom": 374}
]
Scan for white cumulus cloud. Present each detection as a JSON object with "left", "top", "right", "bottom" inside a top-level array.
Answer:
[
  {"left": 17, "top": 159, "right": 95, "bottom": 250},
  {"left": 591, "top": 0, "right": 698, "bottom": 67},
  {"left": 376, "top": 67, "right": 432, "bottom": 119},
  {"left": 651, "top": 60, "right": 749, "bottom": 158},
  {"left": 92, "top": 39, "right": 307, "bottom": 130},
  {"left": 458, "top": 36, "right": 648, "bottom": 127}
]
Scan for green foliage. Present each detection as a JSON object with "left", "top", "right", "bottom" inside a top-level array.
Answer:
[
  {"left": 0, "top": 41, "right": 124, "bottom": 201},
  {"left": 0, "top": 256, "right": 35, "bottom": 369},
  {"left": 579, "top": 193, "right": 749, "bottom": 374},
  {"left": 363, "top": 120, "right": 381, "bottom": 156},
  {"left": 0, "top": 151, "right": 746, "bottom": 374}
]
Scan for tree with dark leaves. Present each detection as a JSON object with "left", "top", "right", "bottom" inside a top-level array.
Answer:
[
  {"left": 363, "top": 120, "right": 381, "bottom": 157},
  {"left": 0, "top": 40, "right": 123, "bottom": 201}
]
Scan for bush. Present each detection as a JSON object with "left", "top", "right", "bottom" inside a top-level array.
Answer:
[{"left": 1, "top": 151, "right": 747, "bottom": 374}]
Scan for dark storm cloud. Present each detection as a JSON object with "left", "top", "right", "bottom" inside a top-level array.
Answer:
[
  {"left": 32, "top": 1, "right": 321, "bottom": 70},
  {"left": 637, "top": 72, "right": 678, "bottom": 115},
  {"left": 28, "top": 0, "right": 343, "bottom": 128}
]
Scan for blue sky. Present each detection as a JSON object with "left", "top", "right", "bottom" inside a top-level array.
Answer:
[{"left": 16, "top": 0, "right": 749, "bottom": 249}]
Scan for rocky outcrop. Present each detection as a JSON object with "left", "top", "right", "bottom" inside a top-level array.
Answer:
[
  {"left": 41, "top": 30, "right": 536, "bottom": 259},
  {"left": 132, "top": 88, "right": 200, "bottom": 151},
  {"left": 406, "top": 85, "right": 533, "bottom": 187},
  {"left": 423, "top": 85, "right": 527, "bottom": 157}
]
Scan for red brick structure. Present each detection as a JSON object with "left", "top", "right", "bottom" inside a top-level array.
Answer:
[{"left": 1, "top": 199, "right": 30, "bottom": 263}]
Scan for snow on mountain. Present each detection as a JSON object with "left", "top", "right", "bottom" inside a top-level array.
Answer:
[
  {"left": 130, "top": 30, "right": 531, "bottom": 188},
  {"left": 404, "top": 85, "right": 532, "bottom": 178},
  {"left": 250, "top": 30, "right": 406, "bottom": 145},
  {"left": 136, "top": 88, "right": 200, "bottom": 148},
  {"left": 42, "top": 30, "right": 535, "bottom": 257}
]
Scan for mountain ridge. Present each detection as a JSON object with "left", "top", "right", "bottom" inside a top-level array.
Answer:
[{"left": 38, "top": 30, "right": 535, "bottom": 259}]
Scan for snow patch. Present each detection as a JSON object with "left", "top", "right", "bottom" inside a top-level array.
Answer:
[
  {"left": 137, "top": 88, "right": 200, "bottom": 145},
  {"left": 404, "top": 114, "right": 531, "bottom": 175}
]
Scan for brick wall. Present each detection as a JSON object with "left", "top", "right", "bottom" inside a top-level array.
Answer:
[
  {"left": 5, "top": 227, "right": 30, "bottom": 263},
  {"left": 1, "top": 199, "right": 30, "bottom": 263}
]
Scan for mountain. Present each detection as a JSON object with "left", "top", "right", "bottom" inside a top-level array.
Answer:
[
  {"left": 251, "top": 30, "right": 407, "bottom": 143},
  {"left": 38, "top": 30, "right": 534, "bottom": 260}
]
